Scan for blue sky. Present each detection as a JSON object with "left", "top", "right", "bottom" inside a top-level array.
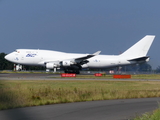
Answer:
[{"left": 0, "top": 0, "right": 160, "bottom": 69}]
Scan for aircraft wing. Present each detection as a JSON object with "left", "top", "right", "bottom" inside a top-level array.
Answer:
[
  {"left": 75, "top": 51, "right": 101, "bottom": 61},
  {"left": 44, "top": 51, "right": 101, "bottom": 67},
  {"left": 74, "top": 51, "right": 101, "bottom": 65}
]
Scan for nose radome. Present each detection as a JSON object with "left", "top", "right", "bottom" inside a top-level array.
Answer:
[
  {"left": 5, "top": 54, "right": 11, "bottom": 61},
  {"left": 5, "top": 55, "right": 8, "bottom": 60}
]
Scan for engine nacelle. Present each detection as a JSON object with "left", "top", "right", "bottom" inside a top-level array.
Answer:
[
  {"left": 46, "top": 63, "right": 58, "bottom": 69},
  {"left": 62, "top": 61, "right": 74, "bottom": 67}
]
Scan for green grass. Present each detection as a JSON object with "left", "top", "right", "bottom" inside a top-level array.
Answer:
[
  {"left": 1, "top": 80, "right": 160, "bottom": 110},
  {"left": 132, "top": 109, "right": 160, "bottom": 120}
]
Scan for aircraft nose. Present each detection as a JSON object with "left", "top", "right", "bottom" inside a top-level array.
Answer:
[
  {"left": 5, "top": 54, "right": 12, "bottom": 61},
  {"left": 5, "top": 54, "right": 9, "bottom": 60}
]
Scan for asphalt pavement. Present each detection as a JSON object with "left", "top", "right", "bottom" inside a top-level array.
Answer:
[{"left": 0, "top": 97, "right": 159, "bottom": 120}]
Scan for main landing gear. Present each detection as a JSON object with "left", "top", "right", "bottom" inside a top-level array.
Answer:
[{"left": 64, "top": 69, "right": 80, "bottom": 74}]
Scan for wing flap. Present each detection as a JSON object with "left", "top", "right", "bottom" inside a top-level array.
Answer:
[{"left": 75, "top": 51, "right": 101, "bottom": 61}]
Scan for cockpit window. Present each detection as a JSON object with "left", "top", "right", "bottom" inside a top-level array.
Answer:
[{"left": 14, "top": 50, "right": 19, "bottom": 53}]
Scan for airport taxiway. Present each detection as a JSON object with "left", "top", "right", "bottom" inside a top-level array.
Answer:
[
  {"left": 0, "top": 97, "right": 159, "bottom": 120},
  {"left": 0, "top": 73, "right": 160, "bottom": 81}
]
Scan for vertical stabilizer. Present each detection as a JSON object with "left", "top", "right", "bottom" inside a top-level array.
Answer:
[{"left": 120, "top": 35, "right": 155, "bottom": 59}]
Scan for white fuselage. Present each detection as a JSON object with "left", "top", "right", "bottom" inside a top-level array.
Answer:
[
  {"left": 5, "top": 35, "right": 155, "bottom": 73},
  {"left": 5, "top": 49, "right": 133, "bottom": 69}
]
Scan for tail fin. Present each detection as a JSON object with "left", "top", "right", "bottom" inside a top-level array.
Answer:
[{"left": 119, "top": 35, "right": 155, "bottom": 59}]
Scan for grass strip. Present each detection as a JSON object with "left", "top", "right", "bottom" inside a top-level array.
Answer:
[
  {"left": 1, "top": 80, "right": 160, "bottom": 110},
  {"left": 132, "top": 109, "right": 160, "bottom": 120}
]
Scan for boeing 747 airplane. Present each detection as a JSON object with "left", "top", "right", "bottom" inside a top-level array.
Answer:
[{"left": 5, "top": 35, "right": 155, "bottom": 74}]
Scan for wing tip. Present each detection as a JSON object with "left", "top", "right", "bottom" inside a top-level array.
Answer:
[{"left": 93, "top": 51, "right": 101, "bottom": 56}]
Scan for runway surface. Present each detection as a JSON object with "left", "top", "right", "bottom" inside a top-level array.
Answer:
[
  {"left": 1, "top": 73, "right": 160, "bottom": 81},
  {"left": 0, "top": 73, "right": 57, "bottom": 80},
  {"left": 0, "top": 97, "right": 159, "bottom": 120},
  {"left": 0, "top": 73, "right": 160, "bottom": 120}
]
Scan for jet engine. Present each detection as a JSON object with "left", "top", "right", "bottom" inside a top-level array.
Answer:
[
  {"left": 61, "top": 61, "right": 74, "bottom": 67},
  {"left": 46, "top": 63, "right": 58, "bottom": 69}
]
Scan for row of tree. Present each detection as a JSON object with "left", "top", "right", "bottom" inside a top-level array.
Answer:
[
  {"left": 0, "top": 53, "right": 13, "bottom": 70},
  {"left": 0, "top": 52, "right": 160, "bottom": 73}
]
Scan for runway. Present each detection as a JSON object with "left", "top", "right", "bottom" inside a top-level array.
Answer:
[
  {"left": 0, "top": 73, "right": 160, "bottom": 120},
  {"left": 1, "top": 73, "right": 160, "bottom": 81},
  {"left": 0, "top": 73, "right": 57, "bottom": 80},
  {"left": 0, "top": 97, "right": 159, "bottom": 120}
]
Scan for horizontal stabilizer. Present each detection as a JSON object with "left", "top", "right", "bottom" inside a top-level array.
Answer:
[{"left": 128, "top": 56, "right": 149, "bottom": 62}]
